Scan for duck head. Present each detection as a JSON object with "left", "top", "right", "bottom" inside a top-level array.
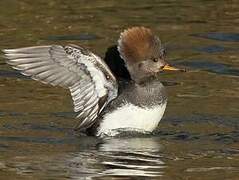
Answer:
[{"left": 117, "top": 27, "right": 184, "bottom": 83}]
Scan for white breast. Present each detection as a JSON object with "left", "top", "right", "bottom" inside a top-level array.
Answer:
[{"left": 96, "top": 102, "right": 167, "bottom": 137}]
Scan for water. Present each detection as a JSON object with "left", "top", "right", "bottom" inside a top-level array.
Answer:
[{"left": 0, "top": 0, "right": 239, "bottom": 179}]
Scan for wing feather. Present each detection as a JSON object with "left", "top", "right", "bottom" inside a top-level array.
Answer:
[{"left": 3, "top": 44, "right": 118, "bottom": 130}]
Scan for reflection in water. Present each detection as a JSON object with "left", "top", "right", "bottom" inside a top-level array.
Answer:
[
  {"left": 97, "top": 138, "right": 165, "bottom": 178},
  {"left": 0, "top": 137, "right": 165, "bottom": 179}
]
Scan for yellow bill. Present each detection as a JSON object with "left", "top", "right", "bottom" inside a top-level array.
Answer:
[{"left": 162, "top": 64, "right": 186, "bottom": 72}]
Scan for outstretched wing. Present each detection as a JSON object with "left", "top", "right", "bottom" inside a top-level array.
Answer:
[{"left": 3, "top": 44, "right": 118, "bottom": 130}]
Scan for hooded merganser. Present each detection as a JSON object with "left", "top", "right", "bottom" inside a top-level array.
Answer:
[{"left": 3, "top": 27, "right": 184, "bottom": 137}]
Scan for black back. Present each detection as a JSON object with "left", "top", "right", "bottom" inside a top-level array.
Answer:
[{"left": 104, "top": 45, "right": 131, "bottom": 81}]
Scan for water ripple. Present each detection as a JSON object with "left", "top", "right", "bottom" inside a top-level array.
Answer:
[
  {"left": 46, "top": 34, "right": 99, "bottom": 41},
  {"left": 178, "top": 60, "right": 239, "bottom": 76},
  {"left": 186, "top": 166, "right": 238, "bottom": 172},
  {"left": 0, "top": 70, "right": 27, "bottom": 78},
  {"left": 191, "top": 33, "right": 239, "bottom": 42},
  {"left": 194, "top": 45, "right": 227, "bottom": 53}
]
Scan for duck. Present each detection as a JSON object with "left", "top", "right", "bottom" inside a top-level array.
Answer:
[{"left": 3, "top": 27, "right": 184, "bottom": 137}]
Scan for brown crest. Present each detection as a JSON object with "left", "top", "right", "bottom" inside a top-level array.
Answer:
[{"left": 118, "top": 27, "right": 161, "bottom": 63}]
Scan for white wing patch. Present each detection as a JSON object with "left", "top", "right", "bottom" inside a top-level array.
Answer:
[{"left": 3, "top": 45, "right": 118, "bottom": 130}]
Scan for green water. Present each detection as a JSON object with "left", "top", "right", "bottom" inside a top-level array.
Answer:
[{"left": 0, "top": 0, "right": 238, "bottom": 179}]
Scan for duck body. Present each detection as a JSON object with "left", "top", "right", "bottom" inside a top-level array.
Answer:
[
  {"left": 3, "top": 27, "right": 183, "bottom": 137},
  {"left": 96, "top": 80, "right": 167, "bottom": 136},
  {"left": 88, "top": 79, "right": 167, "bottom": 136}
]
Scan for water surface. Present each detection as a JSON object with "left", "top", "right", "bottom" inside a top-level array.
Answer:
[{"left": 0, "top": 0, "right": 239, "bottom": 179}]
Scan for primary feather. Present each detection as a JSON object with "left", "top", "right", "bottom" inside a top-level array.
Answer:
[{"left": 3, "top": 44, "right": 118, "bottom": 130}]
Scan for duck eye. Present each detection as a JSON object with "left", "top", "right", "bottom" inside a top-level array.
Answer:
[{"left": 153, "top": 58, "right": 158, "bottom": 62}]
